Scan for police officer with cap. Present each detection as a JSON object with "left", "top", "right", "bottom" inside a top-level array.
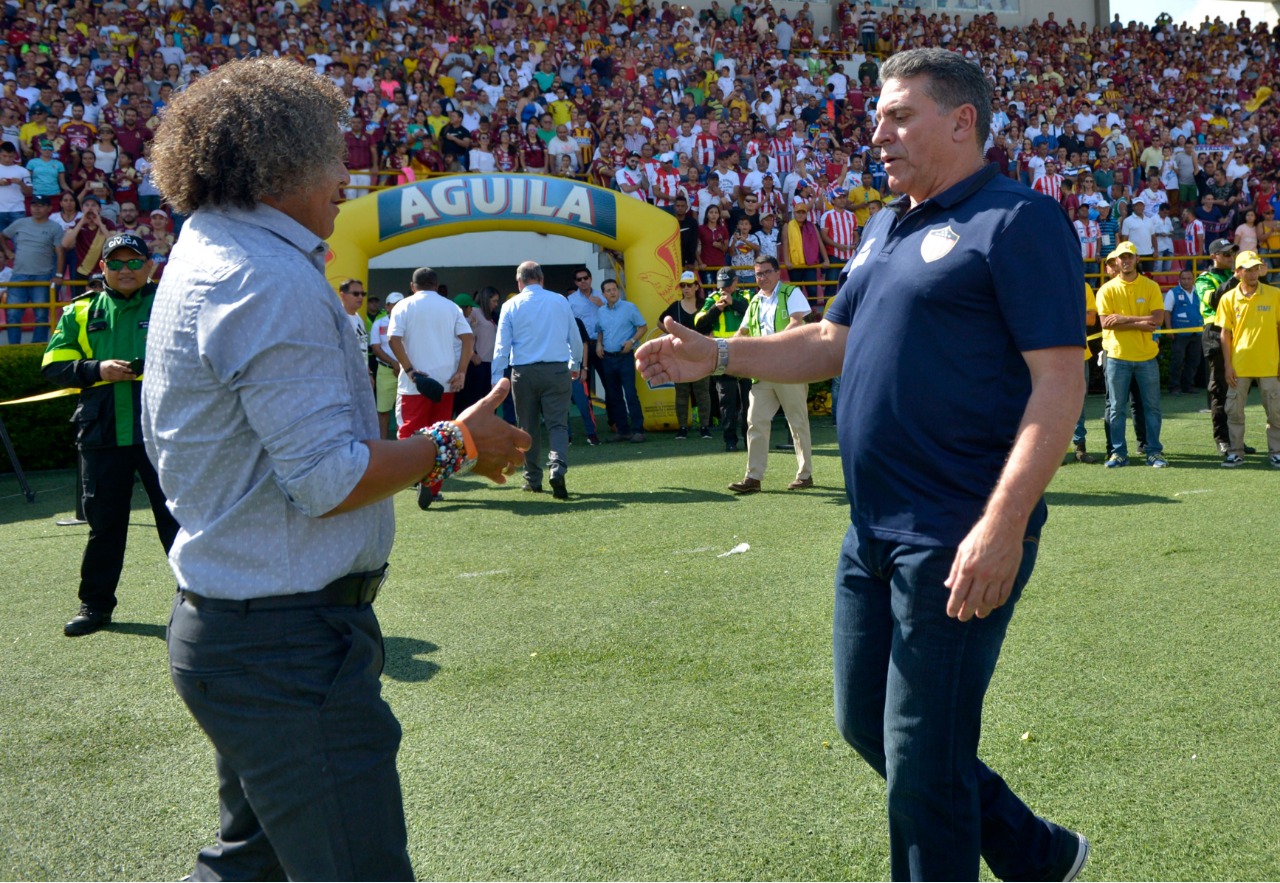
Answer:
[
  {"left": 42, "top": 231, "right": 180, "bottom": 636},
  {"left": 694, "top": 266, "right": 752, "bottom": 451}
]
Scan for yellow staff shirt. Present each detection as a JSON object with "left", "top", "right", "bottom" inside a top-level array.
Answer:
[
  {"left": 1084, "top": 282, "right": 1096, "bottom": 361},
  {"left": 1215, "top": 282, "right": 1280, "bottom": 377},
  {"left": 1096, "top": 274, "right": 1163, "bottom": 361}
]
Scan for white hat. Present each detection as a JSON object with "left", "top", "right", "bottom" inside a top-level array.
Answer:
[{"left": 385, "top": 291, "right": 405, "bottom": 305}]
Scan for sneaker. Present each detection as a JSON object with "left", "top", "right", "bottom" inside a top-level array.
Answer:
[
  {"left": 1169, "top": 388, "right": 1182, "bottom": 397},
  {"left": 550, "top": 476, "right": 568, "bottom": 500},
  {"left": 1244, "top": 445, "right": 1258, "bottom": 455},
  {"left": 700, "top": 427, "right": 713, "bottom": 440},
  {"left": 675, "top": 428, "right": 688, "bottom": 440},
  {"left": 1146, "top": 454, "right": 1168, "bottom": 468},
  {"left": 1105, "top": 454, "right": 1128, "bottom": 468},
  {"left": 521, "top": 481, "right": 543, "bottom": 493},
  {"left": 587, "top": 434, "right": 601, "bottom": 446},
  {"left": 630, "top": 432, "right": 646, "bottom": 443},
  {"left": 1222, "top": 453, "right": 1245, "bottom": 468},
  {"left": 416, "top": 483, "right": 434, "bottom": 510},
  {"left": 725, "top": 442, "right": 739, "bottom": 452},
  {"left": 64, "top": 605, "right": 111, "bottom": 637},
  {"left": 1270, "top": 455, "right": 1280, "bottom": 468},
  {"left": 607, "top": 432, "right": 631, "bottom": 443},
  {"left": 1138, "top": 443, "right": 1149, "bottom": 454},
  {"left": 1061, "top": 832, "right": 1091, "bottom": 882}
]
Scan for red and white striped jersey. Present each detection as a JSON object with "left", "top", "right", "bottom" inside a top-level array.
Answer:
[
  {"left": 821, "top": 209, "right": 859, "bottom": 260},
  {"left": 1032, "top": 173, "right": 1063, "bottom": 203},
  {"left": 759, "top": 188, "right": 786, "bottom": 219},
  {"left": 652, "top": 168, "right": 682, "bottom": 207},
  {"left": 769, "top": 136, "right": 796, "bottom": 174},
  {"left": 1074, "top": 219, "right": 1101, "bottom": 260},
  {"left": 695, "top": 133, "right": 719, "bottom": 168},
  {"left": 1184, "top": 218, "right": 1205, "bottom": 253}
]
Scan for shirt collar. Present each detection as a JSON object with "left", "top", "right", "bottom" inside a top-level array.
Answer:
[
  {"left": 889, "top": 162, "right": 999, "bottom": 219},
  {"left": 214, "top": 203, "right": 328, "bottom": 270}
]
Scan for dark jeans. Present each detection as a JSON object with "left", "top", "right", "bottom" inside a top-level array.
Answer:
[
  {"left": 168, "top": 596, "right": 413, "bottom": 881},
  {"left": 79, "top": 445, "right": 179, "bottom": 613},
  {"left": 569, "top": 372, "right": 597, "bottom": 436},
  {"left": 1167, "top": 331, "right": 1202, "bottom": 393},
  {"left": 716, "top": 374, "right": 752, "bottom": 446},
  {"left": 600, "top": 351, "right": 645, "bottom": 435},
  {"left": 832, "top": 523, "right": 1080, "bottom": 881},
  {"left": 1203, "top": 326, "right": 1229, "bottom": 445},
  {"left": 674, "top": 376, "right": 712, "bottom": 429}
]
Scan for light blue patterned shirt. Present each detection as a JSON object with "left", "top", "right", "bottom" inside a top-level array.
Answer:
[
  {"left": 141, "top": 204, "right": 393, "bottom": 599},
  {"left": 490, "top": 284, "right": 582, "bottom": 383}
]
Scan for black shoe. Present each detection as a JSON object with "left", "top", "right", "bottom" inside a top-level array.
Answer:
[
  {"left": 550, "top": 476, "right": 568, "bottom": 500},
  {"left": 417, "top": 483, "right": 434, "bottom": 510},
  {"left": 522, "top": 481, "right": 543, "bottom": 493},
  {"left": 700, "top": 427, "right": 713, "bottom": 439},
  {"left": 775, "top": 443, "right": 795, "bottom": 452},
  {"left": 675, "top": 428, "right": 688, "bottom": 440},
  {"left": 1245, "top": 445, "right": 1258, "bottom": 455},
  {"left": 725, "top": 442, "right": 739, "bottom": 452},
  {"left": 587, "top": 434, "right": 601, "bottom": 446},
  {"left": 64, "top": 605, "right": 111, "bottom": 637}
]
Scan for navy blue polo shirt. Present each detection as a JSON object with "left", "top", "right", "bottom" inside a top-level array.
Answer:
[{"left": 825, "top": 164, "right": 1084, "bottom": 547}]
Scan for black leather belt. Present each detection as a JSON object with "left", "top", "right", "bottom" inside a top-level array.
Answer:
[{"left": 180, "top": 565, "right": 389, "bottom": 612}]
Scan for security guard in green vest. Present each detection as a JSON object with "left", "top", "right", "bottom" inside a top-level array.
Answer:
[
  {"left": 727, "top": 255, "right": 814, "bottom": 495},
  {"left": 42, "top": 232, "right": 179, "bottom": 637},
  {"left": 694, "top": 267, "right": 752, "bottom": 451}
]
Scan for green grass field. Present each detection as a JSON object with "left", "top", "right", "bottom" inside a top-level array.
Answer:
[{"left": 3, "top": 392, "right": 1279, "bottom": 881}]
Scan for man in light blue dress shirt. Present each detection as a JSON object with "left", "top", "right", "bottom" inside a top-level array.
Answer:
[
  {"left": 491, "top": 260, "right": 581, "bottom": 499},
  {"left": 594, "top": 278, "right": 649, "bottom": 442},
  {"left": 140, "top": 58, "right": 529, "bottom": 881}
]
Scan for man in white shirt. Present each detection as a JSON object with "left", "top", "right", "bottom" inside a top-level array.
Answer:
[
  {"left": 615, "top": 153, "right": 649, "bottom": 201},
  {"left": 387, "top": 266, "right": 474, "bottom": 508},
  {"left": 1120, "top": 199, "right": 1157, "bottom": 261},
  {"left": 1152, "top": 203, "right": 1175, "bottom": 272},
  {"left": 370, "top": 291, "right": 404, "bottom": 442}
]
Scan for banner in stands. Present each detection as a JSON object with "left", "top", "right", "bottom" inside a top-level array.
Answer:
[{"left": 328, "top": 174, "right": 683, "bottom": 430}]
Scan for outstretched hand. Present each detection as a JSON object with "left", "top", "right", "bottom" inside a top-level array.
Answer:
[
  {"left": 455, "top": 378, "right": 531, "bottom": 484},
  {"left": 634, "top": 316, "right": 718, "bottom": 387}
]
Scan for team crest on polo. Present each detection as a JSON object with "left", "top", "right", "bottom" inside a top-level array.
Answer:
[{"left": 920, "top": 226, "right": 960, "bottom": 263}]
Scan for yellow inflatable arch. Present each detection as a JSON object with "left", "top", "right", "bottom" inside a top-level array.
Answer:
[{"left": 326, "top": 173, "right": 683, "bottom": 431}]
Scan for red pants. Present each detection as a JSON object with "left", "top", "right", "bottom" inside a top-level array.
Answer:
[{"left": 397, "top": 392, "right": 455, "bottom": 494}]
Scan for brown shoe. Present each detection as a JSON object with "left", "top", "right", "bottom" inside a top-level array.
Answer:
[
  {"left": 787, "top": 477, "right": 814, "bottom": 490},
  {"left": 728, "top": 477, "right": 761, "bottom": 495}
]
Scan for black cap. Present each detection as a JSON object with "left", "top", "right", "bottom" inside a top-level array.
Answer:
[
  {"left": 716, "top": 267, "right": 735, "bottom": 284},
  {"left": 1208, "top": 238, "right": 1238, "bottom": 255},
  {"left": 30, "top": 195, "right": 53, "bottom": 206},
  {"left": 103, "top": 232, "right": 150, "bottom": 259}
]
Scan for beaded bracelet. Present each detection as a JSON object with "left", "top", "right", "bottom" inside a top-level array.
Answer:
[{"left": 417, "top": 421, "right": 477, "bottom": 486}]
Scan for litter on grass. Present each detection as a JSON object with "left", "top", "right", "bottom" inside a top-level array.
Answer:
[{"left": 718, "top": 543, "right": 750, "bottom": 557}]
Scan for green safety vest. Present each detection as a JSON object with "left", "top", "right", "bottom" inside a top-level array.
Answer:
[
  {"left": 744, "top": 283, "right": 802, "bottom": 337},
  {"left": 41, "top": 283, "right": 156, "bottom": 448}
]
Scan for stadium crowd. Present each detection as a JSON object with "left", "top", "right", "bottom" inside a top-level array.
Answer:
[{"left": 4, "top": 0, "right": 1280, "bottom": 462}]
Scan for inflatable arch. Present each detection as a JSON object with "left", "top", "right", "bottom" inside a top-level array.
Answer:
[{"left": 326, "top": 174, "right": 683, "bottom": 430}]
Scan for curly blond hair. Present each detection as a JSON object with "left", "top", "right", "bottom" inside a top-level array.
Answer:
[{"left": 150, "top": 57, "right": 349, "bottom": 214}]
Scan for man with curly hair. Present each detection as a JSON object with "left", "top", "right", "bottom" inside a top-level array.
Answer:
[{"left": 141, "top": 58, "right": 530, "bottom": 880}]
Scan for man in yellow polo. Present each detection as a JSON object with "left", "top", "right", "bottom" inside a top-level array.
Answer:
[
  {"left": 1096, "top": 240, "right": 1167, "bottom": 468},
  {"left": 1215, "top": 250, "right": 1280, "bottom": 467}
]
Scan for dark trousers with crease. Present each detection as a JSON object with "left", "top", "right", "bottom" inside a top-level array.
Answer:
[
  {"left": 168, "top": 595, "right": 413, "bottom": 881},
  {"left": 79, "top": 445, "right": 180, "bottom": 613}
]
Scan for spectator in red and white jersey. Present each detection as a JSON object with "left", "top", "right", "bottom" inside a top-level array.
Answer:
[
  {"left": 652, "top": 152, "right": 682, "bottom": 211},
  {"left": 1032, "top": 158, "right": 1064, "bottom": 202},
  {"left": 819, "top": 190, "right": 859, "bottom": 294},
  {"left": 615, "top": 152, "right": 649, "bottom": 202}
]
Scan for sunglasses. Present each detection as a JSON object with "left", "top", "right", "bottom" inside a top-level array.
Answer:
[
  {"left": 105, "top": 258, "right": 146, "bottom": 270},
  {"left": 346, "top": 291, "right": 365, "bottom": 298},
  {"left": 575, "top": 275, "right": 590, "bottom": 281}
]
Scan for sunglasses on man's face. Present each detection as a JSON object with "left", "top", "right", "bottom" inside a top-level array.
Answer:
[{"left": 105, "top": 258, "right": 146, "bottom": 270}]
